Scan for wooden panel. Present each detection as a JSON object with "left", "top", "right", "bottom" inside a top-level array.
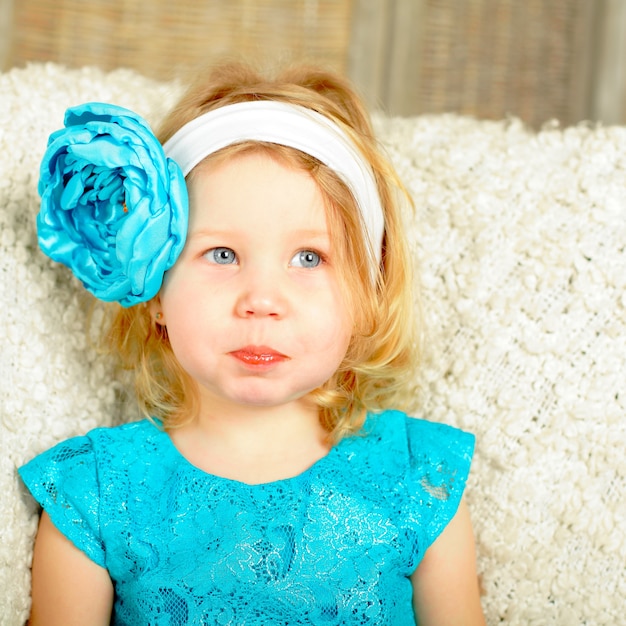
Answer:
[
  {"left": 589, "top": 0, "right": 626, "bottom": 125},
  {"left": 385, "top": 0, "right": 427, "bottom": 115},
  {"left": 348, "top": 0, "right": 393, "bottom": 109},
  {"left": 348, "top": 0, "right": 609, "bottom": 128},
  {"left": 0, "top": 0, "right": 13, "bottom": 71}
]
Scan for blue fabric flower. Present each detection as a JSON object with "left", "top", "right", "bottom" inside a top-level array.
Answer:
[{"left": 37, "top": 103, "right": 188, "bottom": 307}]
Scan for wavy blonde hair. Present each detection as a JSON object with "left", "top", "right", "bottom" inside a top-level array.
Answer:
[{"left": 105, "top": 62, "right": 420, "bottom": 442}]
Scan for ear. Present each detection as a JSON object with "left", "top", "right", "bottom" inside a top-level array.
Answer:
[{"left": 148, "top": 297, "right": 166, "bottom": 326}]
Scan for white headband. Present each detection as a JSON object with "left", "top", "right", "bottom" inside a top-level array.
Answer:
[{"left": 163, "top": 100, "right": 384, "bottom": 270}]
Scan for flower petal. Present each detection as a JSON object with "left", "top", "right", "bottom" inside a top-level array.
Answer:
[{"left": 37, "top": 102, "right": 189, "bottom": 306}]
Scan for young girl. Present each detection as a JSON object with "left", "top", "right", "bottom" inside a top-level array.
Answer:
[{"left": 20, "top": 63, "right": 485, "bottom": 625}]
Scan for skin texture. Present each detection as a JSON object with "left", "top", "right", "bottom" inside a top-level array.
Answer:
[
  {"left": 411, "top": 500, "right": 486, "bottom": 625},
  {"left": 28, "top": 512, "right": 113, "bottom": 626},
  {"left": 28, "top": 152, "right": 485, "bottom": 624}
]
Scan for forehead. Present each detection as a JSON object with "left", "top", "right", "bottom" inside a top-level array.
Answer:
[
  {"left": 186, "top": 150, "right": 329, "bottom": 233},
  {"left": 186, "top": 142, "right": 363, "bottom": 252}
]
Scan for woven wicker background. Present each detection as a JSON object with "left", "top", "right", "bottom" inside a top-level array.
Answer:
[{"left": 8, "top": 0, "right": 353, "bottom": 81}]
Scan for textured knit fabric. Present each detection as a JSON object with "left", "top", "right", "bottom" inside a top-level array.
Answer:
[{"left": 19, "top": 410, "right": 474, "bottom": 625}]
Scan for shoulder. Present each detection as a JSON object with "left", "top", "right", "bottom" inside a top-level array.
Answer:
[
  {"left": 20, "top": 418, "right": 170, "bottom": 497},
  {"left": 359, "top": 409, "right": 475, "bottom": 467},
  {"left": 18, "top": 419, "right": 165, "bottom": 567},
  {"left": 20, "top": 419, "right": 160, "bottom": 475},
  {"left": 357, "top": 410, "right": 476, "bottom": 557},
  {"left": 85, "top": 418, "right": 161, "bottom": 446},
  {"left": 83, "top": 418, "right": 164, "bottom": 461},
  {"left": 340, "top": 409, "right": 475, "bottom": 489},
  {"left": 402, "top": 413, "right": 475, "bottom": 476},
  {"left": 18, "top": 417, "right": 160, "bottom": 483},
  {"left": 18, "top": 419, "right": 163, "bottom": 515}
]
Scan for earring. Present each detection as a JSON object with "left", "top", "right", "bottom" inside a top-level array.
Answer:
[{"left": 155, "top": 312, "right": 163, "bottom": 321}]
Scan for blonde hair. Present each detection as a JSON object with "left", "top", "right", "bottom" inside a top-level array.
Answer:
[{"left": 105, "top": 62, "right": 420, "bottom": 442}]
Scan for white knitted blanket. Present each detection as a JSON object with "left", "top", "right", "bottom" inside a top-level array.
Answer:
[{"left": 1, "top": 64, "right": 625, "bottom": 626}]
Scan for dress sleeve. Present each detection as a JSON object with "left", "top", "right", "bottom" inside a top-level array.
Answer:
[
  {"left": 18, "top": 435, "right": 106, "bottom": 567},
  {"left": 404, "top": 416, "right": 475, "bottom": 553}
]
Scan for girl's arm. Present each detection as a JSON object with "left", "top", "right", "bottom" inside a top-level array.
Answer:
[
  {"left": 28, "top": 512, "right": 114, "bottom": 626},
  {"left": 411, "top": 499, "right": 486, "bottom": 626}
]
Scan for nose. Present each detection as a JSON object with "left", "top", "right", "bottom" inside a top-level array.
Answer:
[{"left": 234, "top": 265, "right": 287, "bottom": 319}]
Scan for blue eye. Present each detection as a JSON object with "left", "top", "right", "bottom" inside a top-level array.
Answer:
[
  {"left": 205, "top": 247, "right": 237, "bottom": 264},
  {"left": 291, "top": 250, "right": 322, "bottom": 268}
]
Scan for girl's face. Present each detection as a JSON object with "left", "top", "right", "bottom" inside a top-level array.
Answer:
[{"left": 157, "top": 151, "right": 353, "bottom": 416}]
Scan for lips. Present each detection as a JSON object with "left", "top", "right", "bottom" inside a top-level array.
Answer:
[{"left": 229, "top": 346, "right": 289, "bottom": 367}]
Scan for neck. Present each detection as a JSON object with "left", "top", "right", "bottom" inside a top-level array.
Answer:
[{"left": 169, "top": 396, "right": 332, "bottom": 484}]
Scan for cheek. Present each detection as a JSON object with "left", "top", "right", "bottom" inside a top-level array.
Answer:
[
  {"left": 159, "top": 278, "right": 209, "bottom": 347},
  {"left": 303, "top": 306, "right": 353, "bottom": 362}
]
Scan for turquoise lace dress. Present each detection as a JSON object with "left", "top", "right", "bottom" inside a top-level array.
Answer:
[{"left": 19, "top": 410, "right": 474, "bottom": 625}]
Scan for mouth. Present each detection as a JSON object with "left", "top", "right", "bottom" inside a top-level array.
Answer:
[{"left": 229, "top": 346, "right": 289, "bottom": 368}]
